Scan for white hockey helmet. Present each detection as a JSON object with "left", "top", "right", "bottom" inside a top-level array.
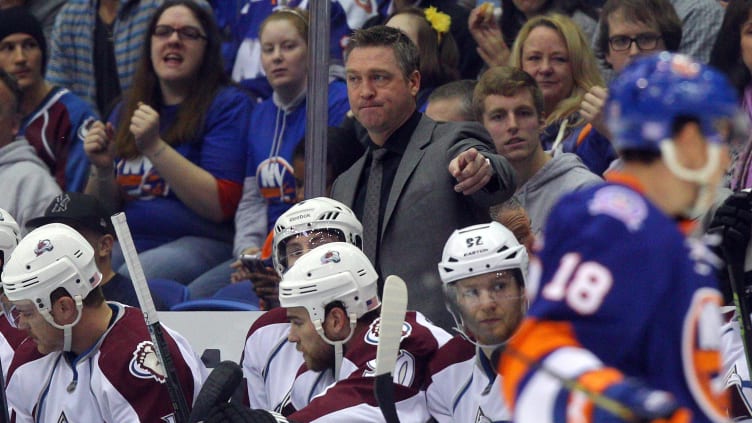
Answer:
[
  {"left": 2, "top": 223, "right": 102, "bottom": 313},
  {"left": 273, "top": 197, "right": 363, "bottom": 275},
  {"left": 0, "top": 208, "right": 20, "bottom": 270},
  {"left": 438, "top": 221, "right": 528, "bottom": 286},
  {"left": 279, "top": 242, "right": 380, "bottom": 323}
]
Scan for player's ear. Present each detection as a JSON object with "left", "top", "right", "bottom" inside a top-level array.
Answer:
[
  {"left": 324, "top": 307, "right": 350, "bottom": 340},
  {"left": 53, "top": 295, "right": 78, "bottom": 324}
]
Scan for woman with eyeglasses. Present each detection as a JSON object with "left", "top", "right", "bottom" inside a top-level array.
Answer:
[
  {"left": 83, "top": 0, "right": 253, "bottom": 286},
  {"left": 186, "top": 8, "right": 350, "bottom": 300}
]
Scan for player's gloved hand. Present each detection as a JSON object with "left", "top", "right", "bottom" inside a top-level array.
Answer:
[
  {"left": 708, "top": 190, "right": 752, "bottom": 261},
  {"left": 204, "top": 402, "right": 296, "bottom": 423},
  {"left": 593, "top": 379, "right": 685, "bottom": 422},
  {"left": 707, "top": 190, "right": 752, "bottom": 304}
]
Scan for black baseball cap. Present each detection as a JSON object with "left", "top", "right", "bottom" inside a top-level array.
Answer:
[{"left": 26, "top": 192, "right": 116, "bottom": 236}]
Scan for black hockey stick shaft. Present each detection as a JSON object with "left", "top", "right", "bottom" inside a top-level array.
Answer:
[
  {"left": 111, "top": 213, "right": 190, "bottom": 423},
  {"left": 723, "top": 243, "right": 752, "bottom": 381},
  {"left": 0, "top": 356, "right": 9, "bottom": 423}
]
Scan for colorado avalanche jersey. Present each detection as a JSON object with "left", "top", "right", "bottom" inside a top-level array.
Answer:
[
  {"left": 501, "top": 176, "right": 728, "bottom": 422},
  {"left": 720, "top": 311, "right": 752, "bottom": 419},
  {"left": 241, "top": 307, "right": 329, "bottom": 412},
  {"left": 0, "top": 316, "right": 27, "bottom": 378},
  {"left": 287, "top": 310, "right": 452, "bottom": 422},
  {"left": 19, "top": 86, "right": 97, "bottom": 192},
  {"left": 425, "top": 336, "right": 511, "bottom": 423},
  {"left": 6, "top": 304, "right": 207, "bottom": 422}
]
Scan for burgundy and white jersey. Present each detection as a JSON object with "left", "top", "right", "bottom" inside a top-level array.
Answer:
[
  {"left": 288, "top": 311, "right": 452, "bottom": 422},
  {"left": 0, "top": 316, "right": 27, "bottom": 379},
  {"left": 721, "top": 310, "right": 752, "bottom": 419},
  {"left": 241, "top": 307, "right": 315, "bottom": 412},
  {"left": 6, "top": 303, "right": 207, "bottom": 422},
  {"left": 425, "top": 336, "right": 511, "bottom": 423}
]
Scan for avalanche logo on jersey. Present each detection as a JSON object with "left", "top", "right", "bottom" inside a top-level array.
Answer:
[
  {"left": 256, "top": 157, "right": 296, "bottom": 204},
  {"left": 682, "top": 287, "right": 728, "bottom": 420},
  {"left": 34, "top": 239, "right": 53, "bottom": 256},
  {"left": 587, "top": 185, "right": 647, "bottom": 231},
  {"left": 117, "top": 156, "right": 169, "bottom": 200},
  {"left": 364, "top": 318, "right": 412, "bottom": 346},
  {"left": 130, "top": 341, "right": 167, "bottom": 383}
]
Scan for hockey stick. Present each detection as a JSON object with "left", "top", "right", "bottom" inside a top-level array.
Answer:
[
  {"left": 373, "top": 275, "right": 408, "bottom": 423},
  {"left": 723, "top": 242, "right": 752, "bottom": 382},
  {"left": 0, "top": 355, "right": 8, "bottom": 423},
  {"left": 111, "top": 213, "right": 190, "bottom": 423}
]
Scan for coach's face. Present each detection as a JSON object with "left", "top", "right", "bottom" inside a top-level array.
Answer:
[
  {"left": 287, "top": 306, "right": 334, "bottom": 371},
  {"left": 345, "top": 46, "right": 419, "bottom": 146}
]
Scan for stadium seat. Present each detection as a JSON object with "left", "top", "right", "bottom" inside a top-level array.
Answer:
[
  {"left": 170, "top": 281, "right": 261, "bottom": 311},
  {"left": 148, "top": 278, "right": 190, "bottom": 311}
]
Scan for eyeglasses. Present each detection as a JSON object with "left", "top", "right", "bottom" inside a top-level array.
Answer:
[
  {"left": 153, "top": 25, "right": 207, "bottom": 41},
  {"left": 608, "top": 34, "right": 661, "bottom": 52}
]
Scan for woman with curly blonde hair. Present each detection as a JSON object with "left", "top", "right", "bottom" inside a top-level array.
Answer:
[{"left": 509, "top": 13, "right": 615, "bottom": 175}]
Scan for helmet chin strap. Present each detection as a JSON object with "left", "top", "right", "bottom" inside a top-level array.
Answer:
[
  {"left": 659, "top": 141, "right": 722, "bottom": 218},
  {"left": 39, "top": 295, "right": 84, "bottom": 352},
  {"left": 314, "top": 313, "right": 357, "bottom": 380}
]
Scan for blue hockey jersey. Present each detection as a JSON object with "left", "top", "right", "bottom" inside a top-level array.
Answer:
[{"left": 500, "top": 172, "right": 728, "bottom": 422}]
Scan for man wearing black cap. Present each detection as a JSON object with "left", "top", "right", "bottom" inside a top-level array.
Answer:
[
  {"left": 0, "top": 7, "right": 97, "bottom": 192},
  {"left": 26, "top": 192, "right": 166, "bottom": 310}
]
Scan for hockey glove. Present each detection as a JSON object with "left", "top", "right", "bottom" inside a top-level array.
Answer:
[
  {"left": 708, "top": 190, "right": 752, "bottom": 304},
  {"left": 709, "top": 190, "right": 752, "bottom": 261},
  {"left": 593, "top": 379, "right": 686, "bottom": 423},
  {"left": 204, "top": 402, "right": 296, "bottom": 423}
]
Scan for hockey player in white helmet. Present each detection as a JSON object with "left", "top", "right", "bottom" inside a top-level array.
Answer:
[
  {"left": 425, "top": 221, "right": 528, "bottom": 422},
  {"left": 2, "top": 223, "right": 207, "bottom": 421},
  {"left": 207, "top": 242, "right": 451, "bottom": 422},
  {"left": 0, "top": 208, "right": 24, "bottom": 380},
  {"left": 0, "top": 208, "right": 19, "bottom": 273},
  {"left": 272, "top": 196, "right": 363, "bottom": 275},
  {"left": 239, "top": 197, "right": 364, "bottom": 412}
]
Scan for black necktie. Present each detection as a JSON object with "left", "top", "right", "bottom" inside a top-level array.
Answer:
[{"left": 362, "top": 148, "right": 388, "bottom": 263}]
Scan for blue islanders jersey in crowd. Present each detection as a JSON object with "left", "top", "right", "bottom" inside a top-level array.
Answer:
[
  {"left": 501, "top": 172, "right": 728, "bottom": 422},
  {"left": 247, "top": 80, "right": 349, "bottom": 231},
  {"left": 19, "top": 86, "right": 98, "bottom": 192},
  {"left": 230, "top": 0, "right": 378, "bottom": 98},
  {"left": 110, "top": 87, "right": 251, "bottom": 252}
]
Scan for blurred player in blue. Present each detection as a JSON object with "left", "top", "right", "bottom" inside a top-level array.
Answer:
[{"left": 500, "top": 52, "right": 738, "bottom": 422}]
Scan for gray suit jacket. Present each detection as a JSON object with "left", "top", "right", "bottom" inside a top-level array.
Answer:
[{"left": 331, "top": 116, "right": 517, "bottom": 330}]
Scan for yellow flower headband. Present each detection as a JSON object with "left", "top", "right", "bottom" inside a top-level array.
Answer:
[{"left": 424, "top": 6, "right": 451, "bottom": 43}]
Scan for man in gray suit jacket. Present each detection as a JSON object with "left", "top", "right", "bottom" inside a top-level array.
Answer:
[{"left": 331, "top": 26, "right": 517, "bottom": 330}]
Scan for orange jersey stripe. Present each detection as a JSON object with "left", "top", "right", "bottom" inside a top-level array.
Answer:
[{"left": 500, "top": 318, "right": 583, "bottom": 410}]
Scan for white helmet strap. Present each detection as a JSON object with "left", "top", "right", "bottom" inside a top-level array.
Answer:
[
  {"left": 39, "top": 295, "right": 84, "bottom": 352},
  {"left": 659, "top": 141, "right": 722, "bottom": 218},
  {"left": 313, "top": 312, "right": 357, "bottom": 380}
]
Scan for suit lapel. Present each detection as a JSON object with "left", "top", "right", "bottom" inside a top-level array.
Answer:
[
  {"left": 382, "top": 116, "right": 436, "bottom": 235},
  {"left": 338, "top": 154, "right": 367, "bottom": 205}
]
